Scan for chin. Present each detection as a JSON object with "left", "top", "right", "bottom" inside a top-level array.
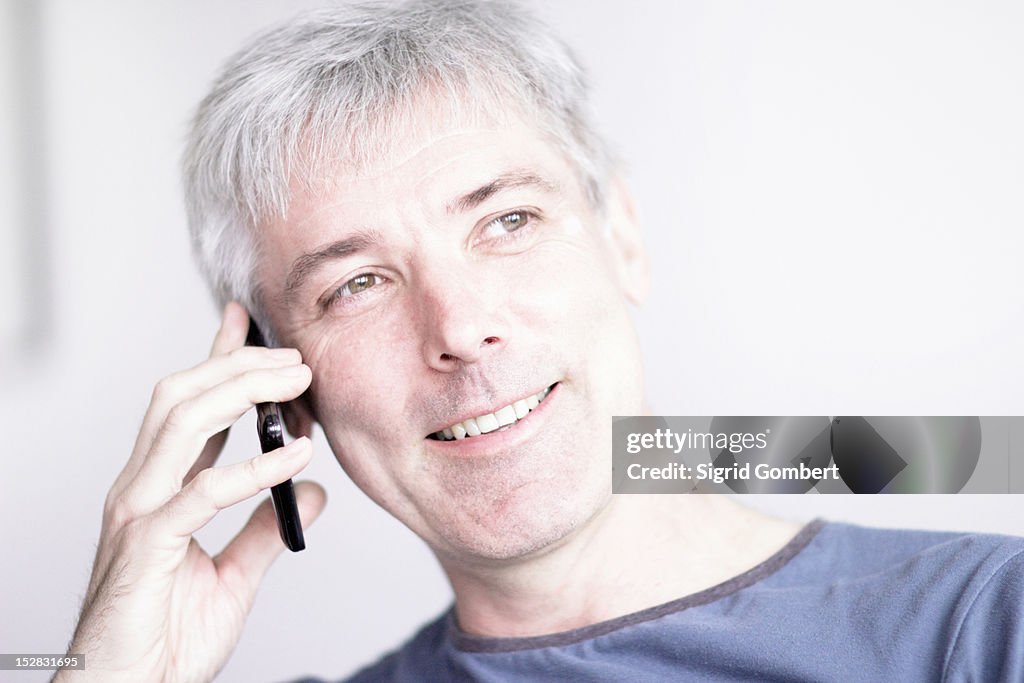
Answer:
[{"left": 432, "top": 471, "right": 613, "bottom": 563}]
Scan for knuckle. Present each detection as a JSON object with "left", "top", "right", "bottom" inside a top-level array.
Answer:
[
  {"left": 244, "top": 453, "right": 265, "bottom": 482},
  {"left": 163, "top": 400, "right": 195, "bottom": 433},
  {"left": 151, "top": 373, "right": 184, "bottom": 405},
  {"left": 190, "top": 467, "right": 218, "bottom": 502},
  {"left": 116, "top": 516, "right": 149, "bottom": 549},
  {"left": 102, "top": 487, "right": 118, "bottom": 515},
  {"left": 103, "top": 494, "right": 133, "bottom": 530}
]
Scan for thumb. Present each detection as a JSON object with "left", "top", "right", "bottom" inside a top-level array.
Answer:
[{"left": 214, "top": 480, "right": 327, "bottom": 604}]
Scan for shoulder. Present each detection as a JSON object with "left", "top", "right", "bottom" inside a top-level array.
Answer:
[
  {"left": 737, "top": 520, "right": 1023, "bottom": 680},
  {"left": 938, "top": 536, "right": 1024, "bottom": 681},
  {"left": 785, "top": 521, "right": 1024, "bottom": 679},
  {"left": 787, "top": 520, "right": 1024, "bottom": 584},
  {"left": 792, "top": 521, "right": 1024, "bottom": 607}
]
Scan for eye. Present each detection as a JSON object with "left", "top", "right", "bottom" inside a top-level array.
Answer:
[
  {"left": 343, "top": 273, "right": 379, "bottom": 295},
  {"left": 481, "top": 210, "right": 536, "bottom": 241},
  {"left": 325, "top": 273, "right": 384, "bottom": 308}
]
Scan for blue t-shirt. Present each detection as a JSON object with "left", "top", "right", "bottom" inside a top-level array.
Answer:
[{"left": 295, "top": 520, "right": 1024, "bottom": 682}]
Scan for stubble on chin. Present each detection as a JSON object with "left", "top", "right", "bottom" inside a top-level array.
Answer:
[{"left": 419, "top": 441, "right": 612, "bottom": 562}]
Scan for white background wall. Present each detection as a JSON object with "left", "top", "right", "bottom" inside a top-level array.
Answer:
[{"left": 1, "top": 1, "right": 1022, "bottom": 681}]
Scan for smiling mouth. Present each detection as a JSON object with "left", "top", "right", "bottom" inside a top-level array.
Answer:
[{"left": 426, "top": 383, "right": 558, "bottom": 441}]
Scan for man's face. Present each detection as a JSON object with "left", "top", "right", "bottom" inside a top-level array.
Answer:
[{"left": 259, "top": 112, "right": 647, "bottom": 563}]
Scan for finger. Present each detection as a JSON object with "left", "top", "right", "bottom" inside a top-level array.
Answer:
[
  {"left": 125, "top": 364, "right": 312, "bottom": 510},
  {"left": 117, "top": 302, "right": 271, "bottom": 493},
  {"left": 134, "top": 346, "right": 301, "bottom": 455},
  {"left": 182, "top": 429, "right": 229, "bottom": 488},
  {"left": 190, "top": 302, "right": 261, "bottom": 481},
  {"left": 114, "top": 346, "right": 303, "bottom": 497},
  {"left": 151, "top": 436, "right": 314, "bottom": 539},
  {"left": 210, "top": 300, "right": 250, "bottom": 357},
  {"left": 188, "top": 302, "right": 251, "bottom": 482},
  {"left": 215, "top": 480, "right": 327, "bottom": 606}
]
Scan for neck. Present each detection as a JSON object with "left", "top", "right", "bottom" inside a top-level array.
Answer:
[{"left": 440, "top": 495, "right": 802, "bottom": 639}]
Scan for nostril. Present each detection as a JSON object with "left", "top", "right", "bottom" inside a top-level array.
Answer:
[{"left": 437, "top": 337, "right": 498, "bottom": 363}]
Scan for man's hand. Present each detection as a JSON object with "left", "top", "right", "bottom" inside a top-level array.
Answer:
[{"left": 56, "top": 302, "right": 327, "bottom": 683}]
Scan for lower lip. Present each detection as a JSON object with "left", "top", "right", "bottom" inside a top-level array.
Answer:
[{"left": 424, "top": 382, "right": 561, "bottom": 458}]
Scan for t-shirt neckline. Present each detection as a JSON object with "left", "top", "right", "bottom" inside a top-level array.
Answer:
[{"left": 449, "top": 517, "right": 827, "bottom": 653}]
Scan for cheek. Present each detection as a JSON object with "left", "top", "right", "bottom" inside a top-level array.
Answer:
[
  {"left": 299, "top": 306, "right": 419, "bottom": 435},
  {"left": 297, "top": 311, "right": 425, "bottom": 512},
  {"left": 512, "top": 226, "right": 643, "bottom": 413},
  {"left": 508, "top": 227, "right": 623, "bottom": 340}
]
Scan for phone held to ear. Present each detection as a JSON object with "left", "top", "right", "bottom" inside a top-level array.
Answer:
[{"left": 246, "top": 317, "right": 306, "bottom": 552}]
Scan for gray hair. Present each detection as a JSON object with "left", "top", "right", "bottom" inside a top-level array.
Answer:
[{"left": 182, "top": 0, "right": 614, "bottom": 337}]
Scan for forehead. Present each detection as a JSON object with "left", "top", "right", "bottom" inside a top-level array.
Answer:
[{"left": 285, "top": 117, "right": 578, "bottom": 230}]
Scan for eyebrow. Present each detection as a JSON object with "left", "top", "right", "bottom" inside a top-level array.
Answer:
[
  {"left": 283, "top": 169, "right": 560, "bottom": 302},
  {"left": 283, "top": 229, "right": 382, "bottom": 302},
  {"left": 447, "top": 170, "right": 559, "bottom": 214}
]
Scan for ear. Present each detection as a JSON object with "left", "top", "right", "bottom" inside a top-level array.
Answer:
[
  {"left": 602, "top": 174, "right": 650, "bottom": 306},
  {"left": 282, "top": 392, "right": 317, "bottom": 439}
]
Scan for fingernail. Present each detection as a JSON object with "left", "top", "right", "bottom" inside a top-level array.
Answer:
[
  {"left": 268, "top": 347, "right": 300, "bottom": 360},
  {"left": 273, "top": 364, "right": 308, "bottom": 377}
]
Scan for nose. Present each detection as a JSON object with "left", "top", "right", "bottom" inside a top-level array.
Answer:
[{"left": 417, "top": 265, "right": 506, "bottom": 372}]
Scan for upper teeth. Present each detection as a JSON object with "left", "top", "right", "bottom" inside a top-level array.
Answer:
[{"left": 434, "top": 385, "right": 553, "bottom": 441}]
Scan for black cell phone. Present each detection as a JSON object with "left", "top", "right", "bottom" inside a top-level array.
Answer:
[{"left": 246, "top": 316, "right": 305, "bottom": 552}]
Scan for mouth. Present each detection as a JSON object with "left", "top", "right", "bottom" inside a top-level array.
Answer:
[{"left": 426, "top": 382, "right": 559, "bottom": 441}]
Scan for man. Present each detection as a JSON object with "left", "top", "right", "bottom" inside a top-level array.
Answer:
[{"left": 58, "top": 1, "right": 1023, "bottom": 681}]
